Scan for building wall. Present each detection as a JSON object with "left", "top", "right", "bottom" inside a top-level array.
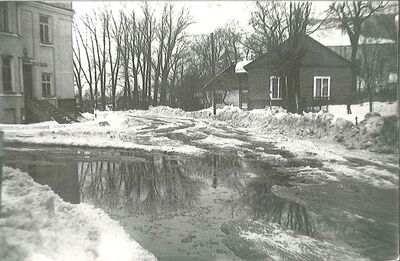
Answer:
[
  {"left": 0, "top": 2, "right": 74, "bottom": 123},
  {"left": 248, "top": 67, "right": 284, "bottom": 109},
  {"left": 248, "top": 65, "right": 352, "bottom": 110},
  {"left": 19, "top": 2, "right": 74, "bottom": 102},
  {"left": 0, "top": 2, "right": 25, "bottom": 123},
  {"left": 247, "top": 37, "right": 353, "bottom": 110},
  {"left": 299, "top": 66, "right": 352, "bottom": 106}
]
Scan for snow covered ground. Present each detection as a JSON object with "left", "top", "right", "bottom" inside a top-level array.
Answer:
[
  {"left": 0, "top": 112, "right": 204, "bottom": 155},
  {"left": 1, "top": 103, "right": 397, "bottom": 190},
  {"left": 0, "top": 166, "right": 157, "bottom": 261},
  {"left": 1, "top": 101, "right": 396, "bottom": 154},
  {"left": 327, "top": 101, "right": 397, "bottom": 124},
  {"left": 1, "top": 102, "right": 397, "bottom": 260},
  {"left": 146, "top": 102, "right": 397, "bottom": 153},
  {"left": 221, "top": 220, "right": 364, "bottom": 260}
]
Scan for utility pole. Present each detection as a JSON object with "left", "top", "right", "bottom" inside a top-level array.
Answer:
[
  {"left": 239, "top": 75, "right": 242, "bottom": 109},
  {"left": 211, "top": 32, "right": 216, "bottom": 115}
]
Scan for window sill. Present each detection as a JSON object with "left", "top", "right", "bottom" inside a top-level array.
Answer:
[
  {"left": 0, "top": 92, "right": 24, "bottom": 97},
  {"left": 40, "top": 42, "right": 54, "bottom": 47},
  {"left": 0, "top": 31, "right": 23, "bottom": 39},
  {"left": 270, "top": 98, "right": 282, "bottom": 100}
]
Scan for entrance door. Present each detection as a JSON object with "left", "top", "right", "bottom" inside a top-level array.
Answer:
[{"left": 23, "top": 64, "right": 33, "bottom": 99}]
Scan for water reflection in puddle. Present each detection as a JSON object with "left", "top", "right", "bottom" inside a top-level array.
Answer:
[
  {"left": 5, "top": 146, "right": 302, "bottom": 259},
  {"left": 4, "top": 146, "right": 398, "bottom": 260}
]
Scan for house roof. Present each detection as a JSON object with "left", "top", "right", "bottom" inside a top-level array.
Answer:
[
  {"left": 201, "top": 60, "right": 252, "bottom": 91},
  {"left": 201, "top": 63, "right": 235, "bottom": 91},
  {"left": 235, "top": 60, "right": 252, "bottom": 74},
  {"left": 38, "top": 2, "right": 74, "bottom": 12},
  {"left": 311, "top": 27, "right": 395, "bottom": 46},
  {"left": 244, "top": 35, "right": 353, "bottom": 71}
]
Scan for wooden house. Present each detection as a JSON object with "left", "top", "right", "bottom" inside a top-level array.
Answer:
[{"left": 244, "top": 35, "right": 353, "bottom": 111}]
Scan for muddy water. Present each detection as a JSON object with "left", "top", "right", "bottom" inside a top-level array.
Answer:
[{"left": 4, "top": 145, "right": 398, "bottom": 260}]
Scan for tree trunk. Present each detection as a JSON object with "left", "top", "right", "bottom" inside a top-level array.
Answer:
[
  {"left": 350, "top": 42, "right": 359, "bottom": 104},
  {"left": 367, "top": 83, "right": 373, "bottom": 113}
]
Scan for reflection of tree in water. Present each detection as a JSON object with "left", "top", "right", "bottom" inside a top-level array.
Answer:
[
  {"left": 78, "top": 155, "right": 203, "bottom": 217},
  {"left": 185, "top": 153, "right": 248, "bottom": 192},
  {"left": 242, "top": 173, "right": 315, "bottom": 237},
  {"left": 187, "top": 153, "right": 314, "bottom": 236}
]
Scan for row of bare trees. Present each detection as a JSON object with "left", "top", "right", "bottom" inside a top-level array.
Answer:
[
  {"left": 73, "top": 3, "right": 193, "bottom": 111},
  {"left": 73, "top": 1, "right": 395, "bottom": 113}
]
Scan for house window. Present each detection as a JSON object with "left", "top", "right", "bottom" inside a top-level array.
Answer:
[
  {"left": 2, "top": 55, "right": 12, "bottom": 92},
  {"left": 270, "top": 76, "right": 281, "bottom": 100},
  {"left": 39, "top": 15, "right": 50, "bottom": 44},
  {"left": 314, "top": 76, "right": 330, "bottom": 98},
  {"left": 0, "top": 2, "right": 8, "bottom": 32},
  {"left": 241, "top": 90, "right": 248, "bottom": 103},
  {"left": 42, "top": 73, "right": 51, "bottom": 96}
]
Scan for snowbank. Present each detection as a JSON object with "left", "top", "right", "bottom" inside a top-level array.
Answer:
[
  {"left": 147, "top": 104, "right": 397, "bottom": 153},
  {"left": 327, "top": 101, "right": 397, "bottom": 124},
  {"left": 1, "top": 113, "right": 204, "bottom": 155},
  {"left": 221, "top": 220, "right": 363, "bottom": 260},
  {"left": 0, "top": 121, "right": 58, "bottom": 130},
  {"left": 1, "top": 102, "right": 396, "bottom": 154},
  {"left": 0, "top": 166, "right": 157, "bottom": 261}
]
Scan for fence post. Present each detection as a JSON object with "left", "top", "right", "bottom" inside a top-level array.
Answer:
[{"left": 0, "top": 131, "right": 3, "bottom": 214}]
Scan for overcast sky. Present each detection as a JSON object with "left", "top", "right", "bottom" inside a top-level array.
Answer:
[{"left": 72, "top": 1, "right": 332, "bottom": 35}]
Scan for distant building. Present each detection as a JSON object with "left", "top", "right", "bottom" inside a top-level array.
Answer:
[
  {"left": 197, "top": 60, "right": 252, "bottom": 109},
  {"left": 244, "top": 36, "right": 353, "bottom": 111},
  {"left": 312, "top": 28, "right": 397, "bottom": 94},
  {"left": 0, "top": 2, "right": 74, "bottom": 124}
]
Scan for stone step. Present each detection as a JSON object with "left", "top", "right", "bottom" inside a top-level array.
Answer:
[{"left": 29, "top": 99, "right": 77, "bottom": 124}]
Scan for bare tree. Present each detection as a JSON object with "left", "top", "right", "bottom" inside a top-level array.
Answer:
[
  {"left": 360, "top": 41, "right": 385, "bottom": 112},
  {"left": 247, "top": 1, "right": 288, "bottom": 56},
  {"left": 159, "top": 4, "right": 193, "bottom": 105},
  {"left": 248, "top": 1, "right": 320, "bottom": 113},
  {"left": 329, "top": 1, "right": 388, "bottom": 108},
  {"left": 73, "top": 3, "right": 193, "bottom": 111},
  {"left": 152, "top": 4, "right": 168, "bottom": 106},
  {"left": 73, "top": 21, "right": 94, "bottom": 108},
  {"left": 80, "top": 9, "right": 109, "bottom": 110},
  {"left": 120, "top": 10, "right": 132, "bottom": 110},
  {"left": 72, "top": 40, "right": 84, "bottom": 109},
  {"left": 106, "top": 10, "right": 123, "bottom": 110}
]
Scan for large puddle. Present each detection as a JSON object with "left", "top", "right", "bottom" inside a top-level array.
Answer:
[{"left": 4, "top": 145, "right": 398, "bottom": 260}]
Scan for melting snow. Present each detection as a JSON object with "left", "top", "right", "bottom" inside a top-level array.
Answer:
[{"left": 0, "top": 166, "right": 157, "bottom": 261}]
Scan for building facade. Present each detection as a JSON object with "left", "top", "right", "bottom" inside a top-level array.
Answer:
[
  {"left": 0, "top": 2, "right": 74, "bottom": 123},
  {"left": 244, "top": 36, "right": 353, "bottom": 111}
]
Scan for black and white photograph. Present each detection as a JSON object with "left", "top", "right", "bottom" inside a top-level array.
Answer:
[{"left": 0, "top": 0, "right": 398, "bottom": 260}]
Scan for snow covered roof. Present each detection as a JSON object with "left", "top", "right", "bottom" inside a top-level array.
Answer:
[
  {"left": 311, "top": 28, "right": 395, "bottom": 47},
  {"left": 235, "top": 60, "right": 253, "bottom": 74}
]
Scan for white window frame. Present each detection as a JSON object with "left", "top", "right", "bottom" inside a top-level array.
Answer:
[
  {"left": 313, "top": 76, "right": 331, "bottom": 99},
  {"left": 269, "top": 76, "right": 282, "bottom": 100},
  {"left": 42, "top": 73, "right": 51, "bottom": 96}
]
